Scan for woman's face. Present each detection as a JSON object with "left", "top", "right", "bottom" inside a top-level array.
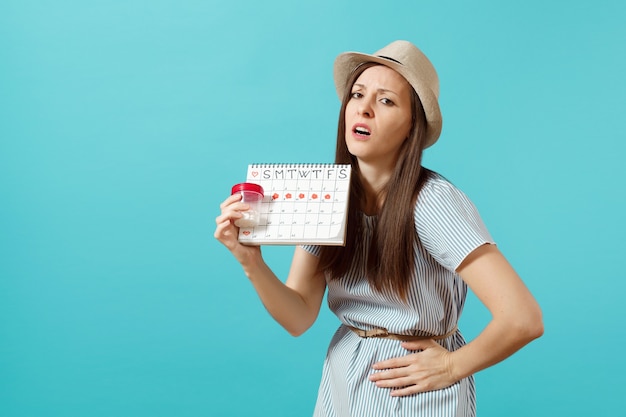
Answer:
[{"left": 344, "top": 65, "right": 413, "bottom": 167}]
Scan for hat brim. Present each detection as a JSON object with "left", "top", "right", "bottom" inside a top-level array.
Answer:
[{"left": 333, "top": 52, "right": 442, "bottom": 148}]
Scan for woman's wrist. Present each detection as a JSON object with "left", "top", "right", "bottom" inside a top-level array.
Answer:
[
  {"left": 447, "top": 350, "right": 467, "bottom": 382},
  {"left": 240, "top": 250, "right": 267, "bottom": 280}
]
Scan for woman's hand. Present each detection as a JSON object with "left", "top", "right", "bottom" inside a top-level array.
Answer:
[
  {"left": 214, "top": 195, "right": 326, "bottom": 335},
  {"left": 214, "top": 194, "right": 261, "bottom": 266},
  {"left": 369, "top": 340, "right": 457, "bottom": 396}
]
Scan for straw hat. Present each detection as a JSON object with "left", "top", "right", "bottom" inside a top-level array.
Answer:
[{"left": 333, "top": 40, "right": 442, "bottom": 148}]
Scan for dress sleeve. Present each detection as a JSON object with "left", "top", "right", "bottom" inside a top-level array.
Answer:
[
  {"left": 414, "top": 178, "right": 494, "bottom": 272},
  {"left": 300, "top": 244, "right": 321, "bottom": 257}
]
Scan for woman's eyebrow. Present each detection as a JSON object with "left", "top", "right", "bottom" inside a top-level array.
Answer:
[{"left": 352, "top": 83, "right": 399, "bottom": 96}]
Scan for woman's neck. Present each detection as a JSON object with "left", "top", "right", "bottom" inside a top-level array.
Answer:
[{"left": 357, "top": 161, "right": 394, "bottom": 215}]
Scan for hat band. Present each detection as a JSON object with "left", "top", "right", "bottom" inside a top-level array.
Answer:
[{"left": 377, "top": 55, "right": 403, "bottom": 65}]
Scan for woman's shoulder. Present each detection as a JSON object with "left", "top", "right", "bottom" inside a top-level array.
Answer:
[
  {"left": 415, "top": 168, "right": 483, "bottom": 222},
  {"left": 414, "top": 169, "right": 494, "bottom": 270},
  {"left": 418, "top": 169, "right": 465, "bottom": 204}
]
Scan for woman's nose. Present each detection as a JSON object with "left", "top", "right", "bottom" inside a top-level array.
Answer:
[{"left": 357, "top": 97, "right": 373, "bottom": 117}]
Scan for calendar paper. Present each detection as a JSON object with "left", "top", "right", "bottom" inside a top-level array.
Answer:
[{"left": 237, "top": 163, "right": 351, "bottom": 246}]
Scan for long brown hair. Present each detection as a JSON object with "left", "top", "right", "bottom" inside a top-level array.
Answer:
[{"left": 318, "top": 62, "right": 432, "bottom": 301}]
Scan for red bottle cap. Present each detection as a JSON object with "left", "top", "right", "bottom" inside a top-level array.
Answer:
[{"left": 231, "top": 182, "right": 264, "bottom": 195}]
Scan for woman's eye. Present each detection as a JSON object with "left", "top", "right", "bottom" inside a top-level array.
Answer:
[
  {"left": 351, "top": 92, "right": 362, "bottom": 99},
  {"left": 380, "top": 98, "right": 394, "bottom": 106}
]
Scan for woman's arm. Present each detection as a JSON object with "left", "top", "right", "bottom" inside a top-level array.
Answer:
[
  {"left": 369, "top": 243, "right": 543, "bottom": 395},
  {"left": 214, "top": 194, "right": 326, "bottom": 336},
  {"left": 446, "top": 243, "right": 544, "bottom": 379}
]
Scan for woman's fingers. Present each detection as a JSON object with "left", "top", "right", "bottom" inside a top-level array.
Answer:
[{"left": 220, "top": 193, "right": 243, "bottom": 210}]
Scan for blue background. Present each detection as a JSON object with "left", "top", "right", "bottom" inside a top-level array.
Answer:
[{"left": 1, "top": 1, "right": 624, "bottom": 416}]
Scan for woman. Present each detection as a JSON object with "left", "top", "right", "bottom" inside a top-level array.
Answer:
[{"left": 214, "top": 40, "right": 543, "bottom": 417}]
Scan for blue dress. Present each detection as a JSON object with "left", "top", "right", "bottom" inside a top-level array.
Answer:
[{"left": 303, "top": 172, "right": 494, "bottom": 417}]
